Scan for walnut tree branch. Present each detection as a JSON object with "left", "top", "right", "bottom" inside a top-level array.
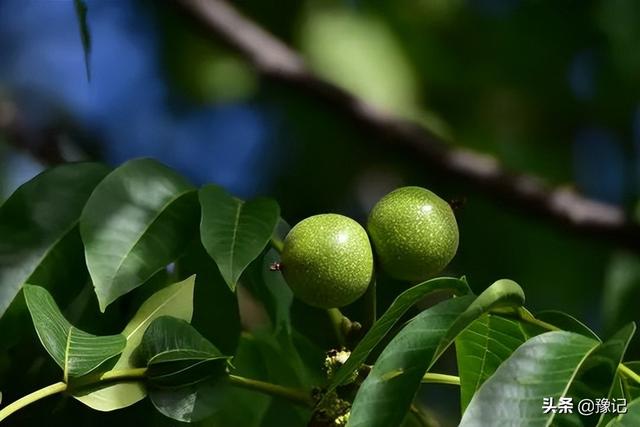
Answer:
[
  {"left": 176, "top": 0, "right": 640, "bottom": 252},
  {"left": 0, "top": 99, "right": 66, "bottom": 165}
]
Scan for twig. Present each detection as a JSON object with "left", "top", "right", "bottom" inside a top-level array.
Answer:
[
  {"left": 0, "top": 367, "right": 314, "bottom": 422},
  {"left": 175, "top": 0, "right": 640, "bottom": 252},
  {"left": 228, "top": 374, "right": 314, "bottom": 407}
]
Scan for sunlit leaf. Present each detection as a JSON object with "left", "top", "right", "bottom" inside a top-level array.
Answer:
[
  {"left": 605, "top": 397, "right": 640, "bottom": 426},
  {"left": 23, "top": 285, "right": 125, "bottom": 380},
  {"left": 456, "top": 313, "right": 545, "bottom": 411},
  {"left": 562, "top": 323, "right": 635, "bottom": 427},
  {"left": 81, "top": 158, "right": 199, "bottom": 311},
  {"left": 348, "top": 279, "right": 525, "bottom": 427},
  {"left": 73, "top": 275, "right": 195, "bottom": 411},
  {"left": 460, "top": 331, "right": 601, "bottom": 427},
  {"left": 326, "top": 276, "right": 470, "bottom": 400}
]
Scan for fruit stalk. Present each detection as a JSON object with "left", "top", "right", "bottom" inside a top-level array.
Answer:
[{"left": 327, "top": 308, "right": 347, "bottom": 347}]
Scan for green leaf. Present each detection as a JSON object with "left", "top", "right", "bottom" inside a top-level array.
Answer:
[
  {"left": 603, "top": 253, "right": 640, "bottom": 336},
  {"left": 347, "top": 296, "right": 473, "bottom": 427},
  {"left": 81, "top": 158, "right": 199, "bottom": 311},
  {"left": 150, "top": 375, "right": 232, "bottom": 423},
  {"left": 243, "top": 248, "right": 294, "bottom": 334},
  {"left": 326, "top": 276, "right": 470, "bottom": 398},
  {"left": 23, "top": 285, "right": 125, "bottom": 380},
  {"left": 537, "top": 310, "right": 600, "bottom": 340},
  {"left": 195, "top": 334, "right": 272, "bottom": 427},
  {"left": 237, "top": 331, "right": 315, "bottom": 427},
  {"left": 457, "top": 299, "right": 600, "bottom": 412},
  {"left": 456, "top": 313, "right": 545, "bottom": 411},
  {"left": 141, "top": 316, "right": 230, "bottom": 422},
  {"left": 605, "top": 397, "right": 640, "bottom": 426},
  {"left": 73, "top": 275, "right": 195, "bottom": 411},
  {"left": 564, "top": 323, "right": 635, "bottom": 427},
  {"left": 178, "top": 239, "right": 241, "bottom": 355},
  {"left": 73, "top": 0, "right": 91, "bottom": 80},
  {"left": 0, "top": 163, "right": 108, "bottom": 319},
  {"left": 140, "top": 316, "right": 229, "bottom": 389},
  {"left": 460, "top": 331, "right": 601, "bottom": 427},
  {"left": 347, "top": 278, "right": 526, "bottom": 427},
  {"left": 199, "top": 185, "right": 280, "bottom": 291}
]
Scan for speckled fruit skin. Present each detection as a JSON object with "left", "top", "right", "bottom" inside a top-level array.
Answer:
[
  {"left": 281, "top": 214, "right": 374, "bottom": 309},
  {"left": 367, "top": 186, "right": 459, "bottom": 282}
]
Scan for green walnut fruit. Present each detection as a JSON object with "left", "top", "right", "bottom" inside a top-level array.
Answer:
[
  {"left": 281, "top": 214, "right": 374, "bottom": 309},
  {"left": 367, "top": 186, "right": 459, "bottom": 281}
]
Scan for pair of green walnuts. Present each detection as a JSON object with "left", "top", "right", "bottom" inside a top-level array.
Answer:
[{"left": 280, "top": 186, "right": 459, "bottom": 309}]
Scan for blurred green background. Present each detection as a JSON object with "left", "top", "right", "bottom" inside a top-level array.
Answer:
[{"left": 1, "top": 0, "right": 639, "bottom": 425}]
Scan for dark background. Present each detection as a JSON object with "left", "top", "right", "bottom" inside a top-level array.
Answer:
[{"left": 1, "top": 1, "right": 639, "bottom": 425}]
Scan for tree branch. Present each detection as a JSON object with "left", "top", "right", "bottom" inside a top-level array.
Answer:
[
  {"left": 176, "top": 0, "right": 640, "bottom": 252},
  {"left": 0, "top": 99, "right": 65, "bottom": 165}
]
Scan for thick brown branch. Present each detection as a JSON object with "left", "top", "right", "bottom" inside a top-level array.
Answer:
[{"left": 176, "top": 0, "right": 640, "bottom": 251}]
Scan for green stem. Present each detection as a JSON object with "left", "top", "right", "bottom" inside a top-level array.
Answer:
[
  {"left": 228, "top": 374, "right": 314, "bottom": 407},
  {"left": 327, "top": 308, "right": 346, "bottom": 347},
  {"left": 0, "top": 382, "right": 67, "bottom": 422},
  {"left": 421, "top": 373, "right": 460, "bottom": 386},
  {"left": 520, "top": 316, "right": 562, "bottom": 331},
  {"left": 327, "top": 308, "right": 347, "bottom": 347},
  {"left": 0, "top": 367, "right": 315, "bottom": 422},
  {"left": 0, "top": 368, "right": 148, "bottom": 423},
  {"left": 270, "top": 237, "right": 284, "bottom": 253},
  {"left": 69, "top": 367, "right": 148, "bottom": 390},
  {"left": 619, "top": 364, "right": 640, "bottom": 385},
  {"left": 362, "top": 279, "right": 377, "bottom": 332}
]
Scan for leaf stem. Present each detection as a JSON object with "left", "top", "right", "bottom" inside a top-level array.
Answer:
[
  {"left": 0, "top": 382, "right": 67, "bottom": 422},
  {"left": 327, "top": 308, "right": 346, "bottom": 347},
  {"left": 228, "top": 374, "right": 314, "bottom": 407},
  {"left": 421, "top": 373, "right": 460, "bottom": 386},
  {"left": 619, "top": 364, "right": 640, "bottom": 385},
  {"left": 517, "top": 316, "right": 561, "bottom": 332}
]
